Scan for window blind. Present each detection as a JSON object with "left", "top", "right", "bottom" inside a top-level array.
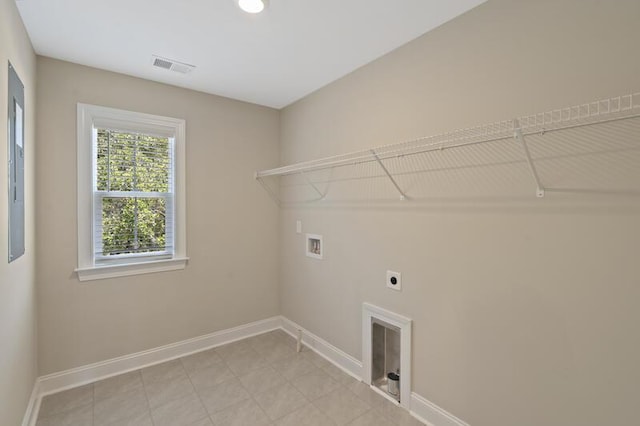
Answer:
[{"left": 93, "top": 129, "right": 174, "bottom": 260}]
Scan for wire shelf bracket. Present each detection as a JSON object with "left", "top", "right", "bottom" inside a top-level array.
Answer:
[
  {"left": 255, "top": 171, "right": 281, "bottom": 207},
  {"left": 514, "top": 121, "right": 545, "bottom": 198},
  {"left": 371, "top": 149, "right": 408, "bottom": 201},
  {"left": 302, "top": 171, "right": 328, "bottom": 201}
]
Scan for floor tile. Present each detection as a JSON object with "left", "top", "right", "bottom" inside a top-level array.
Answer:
[
  {"left": 209, "top": 398, "right": 272, "bottom": 426},
  {"left": 279, "top": 330, "right": 310, "bottom": 352},
  {"left": 322, "top": 364, "right": 357, "bottom": 386},
  {"left": 248, "top": 330, "right": 290, "bottom": 348},
  {"left": 256, "top": 342, "right": 296, "bottom": 364},
  {"left": 35, "top": 402, "right": 93, "bottom": 426},
  {"left": 265, "top": 329, "right": 290, "bottom": 341},
  {"left": 150, "top": 392, "right": 208, "bottom": 426},
  {"left": 274, "top": 403, "right": 336, "bottom": 426},
  {"left": 215, "top": 340, "right": 253, "bottom": 360},
  {"left": 312, "top": 389, "right": 370, "bottom": 425},
  {"left": 144, "top": 374, "right": 196, "bottom": 408},
  {"left": 245, "top": 333, "right": 281, "bottom": 353},
  {"left": 141, "top": 359, "right": 187, "bottom": 387},
  {"left": 189, "top": 418, "right": 214, "bottom": 426},
  {"left": 94, "top": 370, "right": 144, "bottom": 402},
  {"left": 399, "top": 416, "right": 427, "bottom": 426},
  {"left": 254, "top": 383, "right": 308, "bottom": 421},
  {"left": 224, "top": 348, "right": 271, "bottom": 376},
  {"left": 348, "top": 381, "right": 389, "bottom": 407},
  {"left": 198, "top": 378, "right": 251, "bottom": 415},
  {"left": 94, "top": 387, "right": 149, "bottom": 426},
  {"left": 188, "top": 362, "right": 236, "bottom": 392},
  {"left": 38, "top": 384, "right": 94, "bottom": 418},
  {"left": 271, "top": 355, "right": 317, "bottom": 381},
  {"left": 237, "top": 365, "right": 287, "bottom": 395},
  {"left": 374, "top": 399, "right": 426, "bottom": 426},
  {"left": 301, "top": 351, "right": 330, "bottom": 369},
  {"left": 277, "top": 334, "right": 309, "bottom": 353},
  {"left": 347, "top": 410, "right": 395, "bottom": 426},
  {"left": 290, "top": 369, "right": 341, "bottom": 401},
  {"left": 181, "top": 348, "right": 224, "bottom": 374},
  {"left": 103, "top": 410, "right": 154, "bottom": 426}
]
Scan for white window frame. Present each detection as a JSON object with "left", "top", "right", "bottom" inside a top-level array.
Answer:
[{"left": 76, "top": 103, "right": 187, "bottom": 281}]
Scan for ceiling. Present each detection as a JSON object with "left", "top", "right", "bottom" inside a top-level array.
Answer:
[{"left": 16, "top": 0, "right": 485, "bottom": 109}]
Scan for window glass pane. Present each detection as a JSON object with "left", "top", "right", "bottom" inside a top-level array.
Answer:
[
  {"left": 100, "top": 197, "right": 167, "bottom": 256},
  {"left": 96, "top": 129, "right": 170, "bottom": 192}
]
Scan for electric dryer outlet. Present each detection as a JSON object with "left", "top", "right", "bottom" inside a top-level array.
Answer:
[{"left": 386, "top": 270, "right": 402, "bottom": 291}]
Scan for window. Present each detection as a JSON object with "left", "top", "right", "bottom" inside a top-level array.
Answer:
[
  {"left": 95, "top": 129, "right": 172, "bottom": 260},
  {"left": 76, "top": 104, "right": 187, "bottom": 281}
]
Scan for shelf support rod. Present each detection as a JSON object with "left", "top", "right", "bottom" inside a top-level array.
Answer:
[
  {"left": 514, "top": 122, "right": 545, "bottom": 198},
  {"left": 301, "top": 171, "right": 326, "bottom": 200},
  {"left": 255, "top": 173, "right": 281, "bottom": 206},
  {"left": 370, "top": 149, "right": 408, "bottom": 200}
]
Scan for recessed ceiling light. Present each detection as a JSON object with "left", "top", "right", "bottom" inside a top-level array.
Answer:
[{"left": 238, "top": 0, "right": 267, "bottom": 14}]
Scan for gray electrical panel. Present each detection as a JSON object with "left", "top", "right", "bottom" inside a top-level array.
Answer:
[{"left": 8, "top": 62, "right": 25, "bottom": 262}]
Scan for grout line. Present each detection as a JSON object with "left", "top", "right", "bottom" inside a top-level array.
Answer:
[
  {"left": 138, "top": 369, "right": 156, "bottom": 426},
  {"left": 92, "top": 384, "right": 96, "bottom": 426},
  {"left": 181, "top": 353, "right": 218, "bottom": 426}
]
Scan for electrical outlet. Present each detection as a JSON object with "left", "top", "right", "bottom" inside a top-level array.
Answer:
[{"left": 386, "top": 270, "right": 401, "bottom": 291}]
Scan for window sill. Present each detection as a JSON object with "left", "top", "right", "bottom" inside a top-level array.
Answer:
[{"left": 75, "top": 257, "right": 189, "bottom": 282}]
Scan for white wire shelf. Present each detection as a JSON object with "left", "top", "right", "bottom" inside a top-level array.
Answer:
[{"left": 256, "top": 93, "right": 640, "bottom": 205}]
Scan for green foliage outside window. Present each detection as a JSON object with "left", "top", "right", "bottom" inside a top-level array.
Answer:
[{"left": 96, "top": 130, "right": 171, "bottom": 256}]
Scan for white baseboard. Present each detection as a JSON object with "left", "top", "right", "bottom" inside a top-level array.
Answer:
[
  {"left": 38, "top": 316, "right": 281, "bottom": 396},
  {"left": 21, "top": 379, "right": 41, "bottom": 426},
  {"left": 23, "top": 314, "right": 469, "bottom": 426},
  {"left": 279, "top": 316, "right": 363, "bottom": 380},
  {"left": 411, "top": 392, "right": 470, "bottom": 426}
]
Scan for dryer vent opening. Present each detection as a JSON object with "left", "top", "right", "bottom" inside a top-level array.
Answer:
[
  {"left": 362, "top": 303, "right": 412, "bottom": 408},
  {"left": 372, "top": 319, "right": 401, "bottom": 400}
]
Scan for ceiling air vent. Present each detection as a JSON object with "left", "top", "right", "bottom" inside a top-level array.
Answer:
[{"left": 151, "top": 55, "right": 195, "bottom": 74}]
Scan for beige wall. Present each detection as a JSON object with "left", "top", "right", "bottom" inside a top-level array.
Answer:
[
  {"left": 0, "top": 0, "right": 38, "bottom": 424},
  {"left": 36, "top": 58, "right": 280, "bottom": 375},
  {"left": 280, "top": 1, "right": 640, "bottom": 425}
]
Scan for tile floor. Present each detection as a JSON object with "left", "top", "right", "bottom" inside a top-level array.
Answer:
[{"left": 36, "top": 330, "right": 425, "bottom": 426}]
